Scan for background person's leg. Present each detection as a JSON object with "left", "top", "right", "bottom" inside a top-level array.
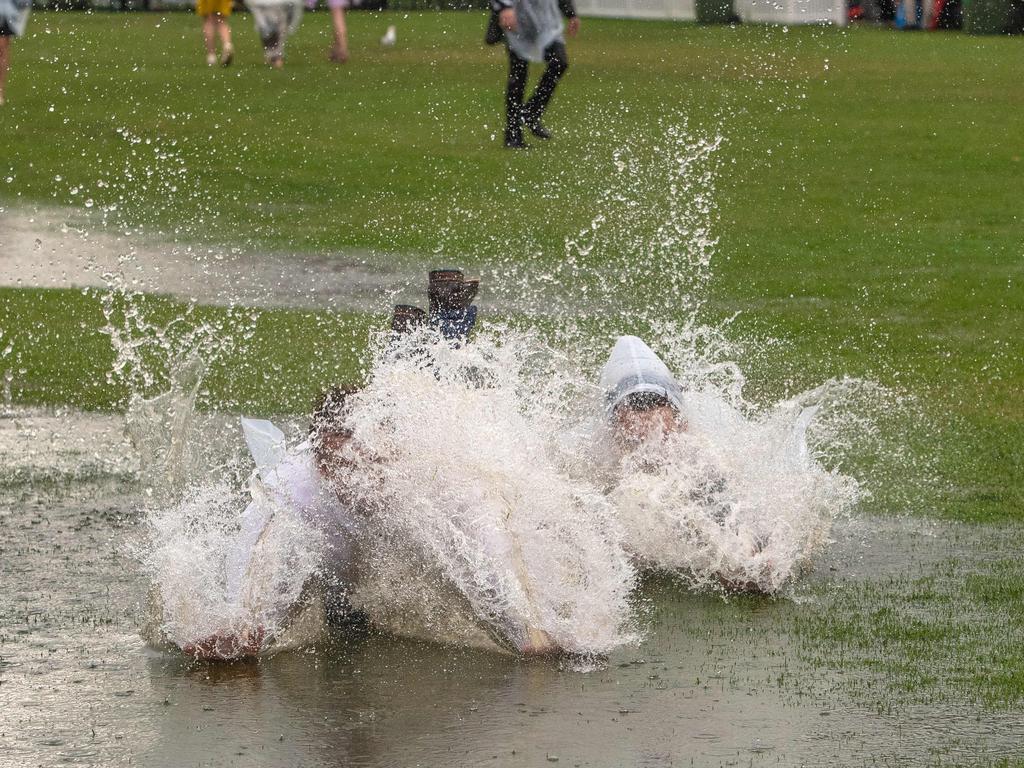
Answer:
[
  {"left": 900, "top": 0, "right": 920, "bottom": 25},
  {"left": 920, "top": 0, "right": 935, "bottom": 27},
  {"left": 216, "top": 15, "right": 233, "bottom": 65},
  {"left": 329, "top": 6, "right": 349, "bottom": 62},
  {"left": 251, "top": 6, "right": 282, "bottom": 65},
  {"left": 523, "top": 41, "right": 568, "bottom": 133},
  {"left": 504, "top": 47, "right": 528, "bottom": 147},
  {"left": 202, "top": 15, "right": 217, "bottom": 64},
  {"left": 0, "top": 36, "right": 10, "bottom": 104}
]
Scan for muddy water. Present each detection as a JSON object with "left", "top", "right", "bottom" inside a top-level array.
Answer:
[
  {"left": 0, "top": 206, "right": 579, "bottom": 316},
  {"left": 2, "top": 408, "right": 1023, "bottom": 767}
]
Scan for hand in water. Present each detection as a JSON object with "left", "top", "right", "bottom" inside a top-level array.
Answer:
[
  {"left": 499, "top": 8, "right": 518, "bottom": 32},
  {"left": 183, "top": 626, "right": 267, "bottom": 661}
]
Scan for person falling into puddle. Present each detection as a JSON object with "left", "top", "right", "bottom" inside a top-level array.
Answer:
[
  {"left": 182, "top": 387, "right": 362, "bottom": 661},
  {"left": 181, "top": 270, "right": 561, "bottom": 661},
  {"left": 598, "top": 335, "right": 775, "bottom": 594}
]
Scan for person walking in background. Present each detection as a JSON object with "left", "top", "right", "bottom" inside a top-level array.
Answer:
[
  {"left": 0, "top": 0, "right": 30, "bottom": 105},
  {"left": 326, "top": 0, "right": 350, "bottom": 62},
  {"left": 246, "top": 0, "right": 303, "bottom": 68},
  {"left": 197, "top": 0, "right": 234, "bottom": 67},
  {"left": 898, "top": 0, "right": 934, "bottom": 28},
  {"left": 486, "top": 0, "right": 580, "bottom": 149}
]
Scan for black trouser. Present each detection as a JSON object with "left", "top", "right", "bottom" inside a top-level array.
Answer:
[{"left": 505, "top": 41, "right": 569, "bottom": 138}]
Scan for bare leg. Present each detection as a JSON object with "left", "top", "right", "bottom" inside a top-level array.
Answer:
[
  {"left": 329, "top": 7, "right": 348, "bottom": 62},
  {"left": 216, "top": 15, "right": 234, "bottom": 65},
  {"left": 0, "top": 37, "right": 10, "bottom": 104},
  {"left": 202, "top": 15, "right": 217, "bottom": 63}
]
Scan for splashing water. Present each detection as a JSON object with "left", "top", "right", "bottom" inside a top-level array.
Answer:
[
  {"left": 123, "top": 115, "right": 877, "bottom": 658},
  {"left": 341, "top": 329, "right": 638, "bottom": 656},
  {"left": 604, "top": 384, "right": 861, "bottom": 594},
  {"left": 136, "top": 478, "right": 325, "bottom": 657}
]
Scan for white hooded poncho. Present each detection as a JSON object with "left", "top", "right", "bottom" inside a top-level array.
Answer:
[{"left": 599, "top": 335, "right": 684, "bottom": 415}]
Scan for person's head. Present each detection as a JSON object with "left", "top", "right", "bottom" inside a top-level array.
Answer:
[
  {"left": 599, "top": 336, "right": 686, "bottom": 449},
  {"left": 310, "top": 385, "right": 358, "bottom": 482},
  {"left": 611, "top": 391, "right": 683, "bottom": 448}
]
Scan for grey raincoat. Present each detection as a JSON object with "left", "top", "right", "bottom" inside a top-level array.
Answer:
[
  {"left": 0, "top": 0, "right": 30, "bottom": 37},
  {"left": 490, "top": 0, "right": 575, "bottom": 63}
]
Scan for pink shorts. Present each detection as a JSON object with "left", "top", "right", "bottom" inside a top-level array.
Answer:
[{"left": 326, "top": 0, "right": 349, "bottom": 9}]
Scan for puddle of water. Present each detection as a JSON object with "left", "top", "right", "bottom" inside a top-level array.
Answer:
[
  {"left": 2, "top": 408, "right": 1022, "bottom": 768},
  {"left": 0, "top": 205, "right": 594, "bottom": 317},
  {"left": 0, "top": 205, "right": 424, "bottom": 312}
]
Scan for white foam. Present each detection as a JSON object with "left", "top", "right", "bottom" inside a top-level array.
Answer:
[{"left": 136, "top": 479, "right": 323, "bottom": 656}]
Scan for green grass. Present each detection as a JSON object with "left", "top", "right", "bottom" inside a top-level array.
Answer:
[
  {"left": 2, "top": 11, "right": 1019, "bottom": 522},
  {"left": 0, "top": 286, "right": 374, "bottom": 412},
  {"left": 1, "top": 11, "right": 1023, "bottom": 722}
]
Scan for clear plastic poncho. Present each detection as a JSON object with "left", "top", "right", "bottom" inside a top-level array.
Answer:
[
  {"left": 0, "top": 0, "right": 31, "bottom": 38},
  {"left": 506, "top": 0, "right": 564, "bottom": 63}
]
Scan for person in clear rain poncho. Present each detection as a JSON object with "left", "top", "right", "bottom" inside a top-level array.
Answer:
[
  {"left": 246, "top": 0, "right": 303, "bottom": 69},
  {"left": 486, "top": 0, "right": 580, "bottom": 148},
  {"left": 598, "top": 336, "right": 798, "bottom": 595},
  {"left": 0, "top": 0, "right": 30, "bottom": 106}
]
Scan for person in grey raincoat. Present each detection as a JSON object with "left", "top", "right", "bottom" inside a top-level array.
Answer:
[
  {"left": 486, "top": 0, "right": 579, "bottom": 148},
  {"left": 0, "top": 0, "right": 30, "bottom": 106},
  {"left": 246, "top": 0, "right": 304, "bottom": 68}
]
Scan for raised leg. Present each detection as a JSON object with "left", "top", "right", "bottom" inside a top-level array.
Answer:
[{"left": 523, "top": 41, "right": 568, "bottom": 130}]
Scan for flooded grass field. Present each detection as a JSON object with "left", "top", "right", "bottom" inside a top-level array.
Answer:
[
  {"left": 2, "top": 408, "right": 1023, "bottom": 767},
  {"left": 2, "top": 9, "right": 1022, "bottom": 768}
]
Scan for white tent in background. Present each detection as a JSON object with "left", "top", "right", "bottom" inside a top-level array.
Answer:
[{"left": 573, "top": 0, "right": 846, "bottom": 24}]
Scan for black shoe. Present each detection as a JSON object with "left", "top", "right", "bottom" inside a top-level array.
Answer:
[
  {"left": 504, "top": 133, "right": 528, "bottom": 149},
  {"left": 523, "top": 119, "right": 551, "bottom": 140},
  {"left": 391, "top": 304, "right": 426, "bottom": 334}
]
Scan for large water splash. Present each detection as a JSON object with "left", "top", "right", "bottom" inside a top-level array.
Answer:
[
  {"left": 136, "top": 478, "right": 325, "bottom": 656},
  {"left": 341, "top": 329, "right": 638, "bottom": 656},
  {"left": 124, "top": 115, "right": 877, "bottom": 658}
]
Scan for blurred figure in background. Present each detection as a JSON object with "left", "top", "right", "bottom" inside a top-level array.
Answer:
[
  {"left": 326, "top": 0, "right": 351, "bottom": 62},
  {"left": 246, "top": 0, "right": 303, "bottom": 68},
  {"left": 897, "top": 0, "right": 934, "bottom": 28},
  {"left": 197, "top": 0, "right": 234, "bottom": 67},
  {"left": 0, "top": 0, "right": 30, "bottom": 105},
  {"left": 486, "top": 0, "right": 580, "bottom": 148}
]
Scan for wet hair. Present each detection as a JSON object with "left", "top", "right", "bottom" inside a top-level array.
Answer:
[
  {"left": 615, "top": 391, "right": 676, "bottom": 414},
  {"left": 309, "top": 385, "right": 357, "bottom": 446},
  {"left": 309, "top": 386, "right": 359, "bottom": 472}
]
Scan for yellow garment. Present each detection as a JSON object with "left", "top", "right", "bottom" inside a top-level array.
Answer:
[{"left": 197, "top": 0, "right": 232, "bottom": 17}]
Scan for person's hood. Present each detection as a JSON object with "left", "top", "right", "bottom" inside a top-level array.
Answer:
[{"left": 599, "top": 336, "right": 683, "bottom": 414}]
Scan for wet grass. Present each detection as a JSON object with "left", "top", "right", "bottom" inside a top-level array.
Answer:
[
  {"left": 0, "top": 286, "right": 374, "bottom": 413},
  {"left": 1, "top": 11, "right": 1020, "bottom": 523},
  {"left": 794, "top": 539, "right": 1024, "bottom": 711}
]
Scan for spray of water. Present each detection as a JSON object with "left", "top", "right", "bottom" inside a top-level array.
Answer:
[
  {"left": 124, "top": 116, "right": 876, "bottom": 658},
  {"left": 340, "top": 328, "right": 638, "bottom": 656},
  {"left": 136, "top": 477, "right": 325, "bottom": 657}
]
